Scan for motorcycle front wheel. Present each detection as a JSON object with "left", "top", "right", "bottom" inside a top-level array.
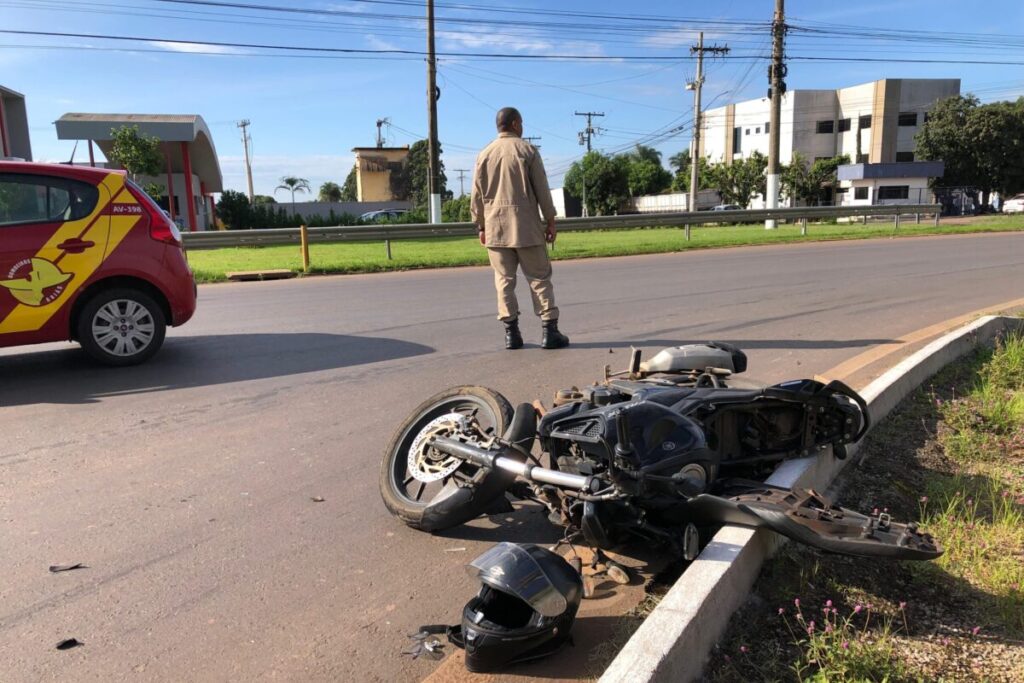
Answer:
[{"left": 379, "top": 386, "right": 514, "bottom": 532}]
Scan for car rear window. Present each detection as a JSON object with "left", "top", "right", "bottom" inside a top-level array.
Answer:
[{"left": 0, "top": 173, "right": 100, "bottom": 227}]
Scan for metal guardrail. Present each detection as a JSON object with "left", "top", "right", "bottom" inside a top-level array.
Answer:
[{"left": 182, "top": 204, "right": 942, "bottom": 250}]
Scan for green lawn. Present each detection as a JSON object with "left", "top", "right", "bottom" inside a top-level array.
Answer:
[{"left": 187, "top": 215, "right": 1024, "bottom": 283}]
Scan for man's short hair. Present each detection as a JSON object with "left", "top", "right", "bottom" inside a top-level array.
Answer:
[{"left": 496, "top": 107, "right": 522, "bottom": 131}]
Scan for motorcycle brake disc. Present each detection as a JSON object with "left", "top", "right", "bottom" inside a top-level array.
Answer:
[{"left": 408, "top": 413, "right": 471, "bottom": 483}]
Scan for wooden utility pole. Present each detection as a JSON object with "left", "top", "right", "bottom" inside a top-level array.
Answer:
[
  {"left": 687, "top": 32, "right": 729, "bottom": 212},
  {"left": 426, "top": 0, "right": 441, "bottom": 223},
  {"left": 575, "top": 111, "right": 604, "bottom": 217},
  {"left": 524, "top": 136, "right": 542, "bottom": 148},
  {"left": 765, "top": 0, "right": 787, "bottom": 228},
  {"left": 237, "top": 119, "right": 254, "bottom": 203}
]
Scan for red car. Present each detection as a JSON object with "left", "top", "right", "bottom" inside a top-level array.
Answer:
[{"left": 0, "top": 161, "right": 196, "bottom": 365}]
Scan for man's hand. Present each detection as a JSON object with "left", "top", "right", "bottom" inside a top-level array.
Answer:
[
  {"left": 478, "top": 227, "right": 486, "bottom": 245},
  {"left": 545, "top": 218, "right": 557, "bottom": 243}
]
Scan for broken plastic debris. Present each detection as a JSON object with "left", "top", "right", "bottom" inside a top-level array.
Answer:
[
  {"left": 49, "top": 563, "right": 86, "bottom": 573},
  {"left": 311, "top": 496, "right": 326, "bottom": 503},
  {"left": 56, "top": 638, "right": 83, "bottom": 650}
]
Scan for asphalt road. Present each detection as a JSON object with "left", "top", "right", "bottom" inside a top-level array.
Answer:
[{"left": 1, "top": 233, "right": 1022, "bottom": 682}]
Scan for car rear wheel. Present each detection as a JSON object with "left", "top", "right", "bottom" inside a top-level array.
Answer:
[{"left": 77, "top": 288, "right": 166, "bottom": 366}]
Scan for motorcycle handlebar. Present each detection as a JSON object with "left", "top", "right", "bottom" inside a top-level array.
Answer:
[{"left": 428, "top": 436, "right": 594, "bottom": 491}]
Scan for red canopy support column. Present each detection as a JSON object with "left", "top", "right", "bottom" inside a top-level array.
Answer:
[
  {"left": 180, "top": 141, "right": 197, "bottom": 232},
  {"left": 200, "top": 181, "right": 208, "bottom": 230},
  {"left": 165, "top": 149, "right": 176, "bottom": 221},
  {"left": 88, "top": 140, "right": 96, "bottom": 167},
  {"left": 0, "top": 96, "right": 9, "bottom": 157}
]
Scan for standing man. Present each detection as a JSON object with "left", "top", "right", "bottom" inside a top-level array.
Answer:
[{"left": 471, "top": 107, "right": 569, "bottom": 350}]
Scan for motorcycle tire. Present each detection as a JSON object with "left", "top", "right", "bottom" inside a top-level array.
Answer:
[{"left": 379, "top": 386, "right": 516, "bottom": 532}]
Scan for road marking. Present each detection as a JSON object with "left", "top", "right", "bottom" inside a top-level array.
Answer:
[{"left": 823, "top": 296, "right": 1024, "bottom": 384}]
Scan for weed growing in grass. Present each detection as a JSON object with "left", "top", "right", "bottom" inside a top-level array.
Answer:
[{"left": 779, "top": 599, "right": 912, "bottom": 682}]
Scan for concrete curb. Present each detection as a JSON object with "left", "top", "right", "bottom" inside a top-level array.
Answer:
[{"left": 600, "top": 314, "right": 1024, "bottom": 683}]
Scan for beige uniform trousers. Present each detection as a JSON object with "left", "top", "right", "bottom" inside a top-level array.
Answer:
[{"left": 486, "top": 245, "right": 559, "bottom": 322}]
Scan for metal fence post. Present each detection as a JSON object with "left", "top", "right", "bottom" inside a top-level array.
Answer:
[
  {"left": 934, "top": 212, "right": 940, "bottom": 227},
  {"left": 800, "top": 218, "right": 807, "bottom": 236},
  {"left": 385, "top": 239, "right": 392, "bottom": 260},
  {"left": 894, "top": 213, "right": 901, "bottom": 230},
  {"left": 300, "top": 224, "right": 310, "bottom": 272},
  {"left": 685, "top": 224, "right": 691, "bottom": 241},
  {"left": 915, "top": 213, "right": 920, "bottom": 224},
  {"left": 862, "top": 214, "right": 868, "bottom": 225}
]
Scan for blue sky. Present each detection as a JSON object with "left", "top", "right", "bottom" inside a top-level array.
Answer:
[{"left": 3, "top": 0, "right": 1023, "bottom": 197}]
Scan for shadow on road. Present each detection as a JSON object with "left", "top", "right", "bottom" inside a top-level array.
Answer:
[
  {"left": 570, "top": 337, "right": 898, "bottom": 351},
  {"left": 0, "top": 333, "right": 434, "bottom": 406}
]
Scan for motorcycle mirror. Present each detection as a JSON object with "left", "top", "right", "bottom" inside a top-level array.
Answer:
[{"left": 682, "top": 523, "right": 701, "bottom": 561}]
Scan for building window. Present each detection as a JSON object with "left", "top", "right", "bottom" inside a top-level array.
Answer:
[
  {"left": 764, "top": 121, "right": 770, "bottom": 134},
  {"left": 854, "top": 187, "right": 869, "bottom": 200},
  {"left": 856, "top": 153, "right": 869, "bottom": 163},
  {"left": 895, "top": 151, "right": 915, "bottom": 162},
  {"left": 877, "top": 185, "right": 910, "bottom": 200},
  {"left": 745, "top": 129, "right": 750, "bottom": 135},
  {"left": 859, "top": 115, "right": 872, "bottom": 129},
  {"left": 837, "top": 118, "right": 851, "bottom": 132},
  {"left": 898, "top": 112, "right": 918, "bottom": 127},
  {"left": 733, "top": 126, "right": 742, "bottom": 153},
  {"left": 755, "top": 127, "right": 761, "bottom": 134},
  {"left": 816, "top": 120, "right": 834, "bottom": 134},
  {"left": 923, "top": 112, "right": 931, "bottom": 123}
]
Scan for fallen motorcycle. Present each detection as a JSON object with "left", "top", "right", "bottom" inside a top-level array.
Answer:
[{"left": 380, "top": 343, "right": 940, "bottom": 561}]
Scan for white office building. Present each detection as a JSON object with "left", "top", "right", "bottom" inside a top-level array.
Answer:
[{"left": 701, "top": 78, "right": 960, "bottom": 169}]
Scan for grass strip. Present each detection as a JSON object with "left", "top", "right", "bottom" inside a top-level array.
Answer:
[
  {"left": 187, "top": 216, "right": 1024, "bottom": 283},
  {"left": 705, "top": 330, "right": 1024, "bottom": 682}
]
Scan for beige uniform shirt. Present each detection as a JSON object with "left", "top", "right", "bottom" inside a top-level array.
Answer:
[{"left": 471, "top": 132, "right": 557, "bottom": 248}]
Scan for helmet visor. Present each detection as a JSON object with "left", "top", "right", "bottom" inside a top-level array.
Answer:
[{"left": 466, "top": 543, "right": 569, "bottom": 618}]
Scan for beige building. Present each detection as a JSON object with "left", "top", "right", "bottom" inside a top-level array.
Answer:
[
  {"left": 352, "top": 146, "right": 409, "bottom": 202},
  {"left": 701, "top": 78, "right": 961, "bottom": 167}
]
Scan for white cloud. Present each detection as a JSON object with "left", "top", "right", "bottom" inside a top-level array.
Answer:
[
  {"left": 365, "top": 34, "right": 402, "bottom": 52},
  {"left": 642, "top": 28, "right": 728, "bottom": 49},
  {"left": 152, "top": 41, "right": 244, "bottom": 55}
]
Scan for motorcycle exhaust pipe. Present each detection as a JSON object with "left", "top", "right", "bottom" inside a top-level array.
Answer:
[{"left": 428, "top": 436, "right": 594, "bottom": 491}]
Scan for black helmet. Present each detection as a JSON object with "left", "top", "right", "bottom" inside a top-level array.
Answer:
[{"left": 460, "top": 542, "right": 583, "bottom": 673}]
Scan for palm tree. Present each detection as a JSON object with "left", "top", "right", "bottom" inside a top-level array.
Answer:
[
  {"left": 318, "top": 181, "right": 343, "bottom": 203},
  {"left": 275, "top": 176, "right": 311, "bottom": 214}
]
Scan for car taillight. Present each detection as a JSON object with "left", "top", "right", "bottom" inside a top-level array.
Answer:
[{"left": 126, "top": 182, "right": 182, "bottom": 247}]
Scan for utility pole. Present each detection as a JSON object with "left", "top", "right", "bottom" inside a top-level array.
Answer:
[
  {"left": 454, "top": 168, "right": 470, "bottom": 196},
  {"left": 575, "top": 111, "right": 604, "bottom": 216},
  {"left": 524, "top": 136, "right": 542, "bottom": 149},
  {"left": 426, "top": 0, "right": 442, "bottom": 223},
  {"left": 686, "top": 32, "right": 730, "bottom": 212},
  {"left": 765, "top": 0, "right": 787, "bottom": 228},
  {"left": 375, "top": 117, "right": 390, "bottom": 148},
  {"left": 237, "top": 119, "right": 254, "bottom": 203}
]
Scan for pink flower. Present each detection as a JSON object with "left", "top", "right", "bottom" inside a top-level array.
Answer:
[
  {"left": 794, "top": 598, "right": 801, "bottom": 607},
  {"left": 832, "top": 608, "right": 839, "bottom": 615},
  {"left": 825, "top": 624, "right": 833, "bottom": 633},
  {"left": 941, "top": 638, "right": 950, "bottom": 646},
  {"left": 972, "top": 626, "right": 981, "bottom": 636},
  {"left": 1002, "top": 490, "right": 1011, "bottom": 498},
  {"left": 842, "top": 641, "right": 850, "bottom": 650},
  {"left": 920, "top": 496, "right": 929, "bottom": 503},
  {"left": 853, "top": 604, "right": 863, "bottom": 614},
  {"left": 825, "top": 599, "right": 833, "bottom": 608},
  {"left": 899, "top": 601, "right": 907, "bottom": 610},
  {"left": 724, "top": 654, "right": 731, "bottom": 663},
  {"left": 740, "top": 645, "right": 748, "bottom": 654},
  {"left": 808, "top": 620, "right": 816, "bottom": 634},
  {"left": 778, "top": 607, "right": 785, "bottom": 615}
]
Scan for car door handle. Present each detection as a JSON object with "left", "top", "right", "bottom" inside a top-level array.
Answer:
[{"left": 57, "top": 239, "right": 96, "bottom": 254}]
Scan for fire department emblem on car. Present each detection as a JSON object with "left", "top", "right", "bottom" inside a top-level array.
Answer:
[{"left": 1, "top": 258, "right": 73, "bottom": 307}]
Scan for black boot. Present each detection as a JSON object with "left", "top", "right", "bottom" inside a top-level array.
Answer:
[
  {"left": 541, "top": 319, "right": 569, "bottom": 349},
  {"left": 504, "top": 318, "right": 523, "bottom": 350}
]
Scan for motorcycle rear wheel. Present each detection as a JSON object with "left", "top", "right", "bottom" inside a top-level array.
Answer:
[{"left": 379, "top": 386, "right": 514, "bottom": 532}]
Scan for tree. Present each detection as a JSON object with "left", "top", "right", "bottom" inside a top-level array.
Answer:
[
  {"left": 318, "top": 181, "right": 343, "bottom": 203},
  {"left": 917, "top": 95, "right": 1024, "bottom": 207},
  {"left": 780, "top": 152, "right": 850, "bottom": 206},
  {"left": 216, "top": 190, "right": 252, "bottom": 230},
  {"left": 628, "top": 144, "right": 663, "bottom": 165},
  {"left": 442, "top": 194, "right": 472, "bottom": 222},
  {"left": 564, "top": 151, "right": 630, "bottom": 216},
  {"left": 399, "top": 140, "right": 447, "bottom": 209},
  {"left": 668, "top": 149, "right": 691, "bottom": 175},
  {"left": 626, "top": 159, "right": 673, "bottom": 197},
  {"left": 274, "top": 176, "right": 311, "bottom": 213},
  {"left": 253, "top": 195, "right": 277, "bottom": 205},
  {"left": 107, "top": 125, "right": 163, "bottom": 183},
  {"left": 341, "top": 165, "right": 358, "bottom": 201},
  {"left": 705, "top": 151, "right": 767, "bottom": 207}
]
